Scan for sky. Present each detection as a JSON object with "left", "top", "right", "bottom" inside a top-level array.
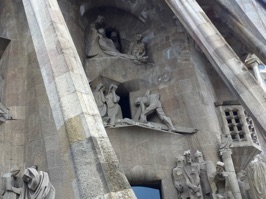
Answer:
[{"left": 132, "top": 186, "right": 161, "bottom": 199}]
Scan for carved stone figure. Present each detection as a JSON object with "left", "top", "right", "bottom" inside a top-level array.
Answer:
[
  {"left": 93, "top": 83, "right": 107, "bottom": 117},
  {"left": 210, "top": 161, "right": 235, "bottom": 199},
  {"left": 105, "top": 84, "right": 123, "bottom": 126},
  {"left": 19, "top": 166, "right": 55, "bottom": 199},
  {"left": 247, "top": 154, "right": 266, "bottom": 199},
  {"left": 134, "top": 90, "right": 176, "bottom": 131},
  {"left": 237, "top": 170, "right": 250, "bottom": 199},
  {"left": 173, "top": 154, "right": 189, "bottom": 199},
  {"left": 2, "top": 165, "right": 21, "bottom": 199},
  {"left": 183, "top": 150, "right": 202, "bottom": 199},
  {"left": 194, "top": 150, "right": 212, "bottom": 198},
  {"left": 130, "top": 33, "right": 148, "bottom": 63}
]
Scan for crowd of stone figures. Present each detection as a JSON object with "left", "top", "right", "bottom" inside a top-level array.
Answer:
[
  {"left": 93, "top": 83, "right": 177, "bottom": 131},
  {"left": 86, "top": 15, "right": 149, "bottom": 64},
  {"left": 173, "top": 148, "right": 266, "bottom": 199},
  {"left": 2, "top": 166, "right": 55, "bottom": 199}
]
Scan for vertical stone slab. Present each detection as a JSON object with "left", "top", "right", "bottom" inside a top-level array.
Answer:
[
  {"left": 164, "top": 0, "right": 266, "bottom": 138},
  {"left": 21, "top": 0, "right": 136, "bottom": 198}
]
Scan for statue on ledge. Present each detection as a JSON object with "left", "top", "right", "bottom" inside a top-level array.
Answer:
[{"left": 134, "top": 90, "right": 176, "bottom": 131}]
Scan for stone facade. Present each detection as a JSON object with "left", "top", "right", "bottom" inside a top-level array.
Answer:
[{"left": 0, "top": 0, "right": 266, "bottom": 198}]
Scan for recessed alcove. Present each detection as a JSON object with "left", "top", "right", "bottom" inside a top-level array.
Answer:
[{"left": 0, "top": 37, "right": 11, "bottom": 59}]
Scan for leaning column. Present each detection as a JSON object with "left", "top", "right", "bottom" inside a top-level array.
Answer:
[
  {"left": 22, "top": 0, "right": 136, "bottom": 198},
  {"left": 164, "top": 0, "right": 266, "bottom": 138}
]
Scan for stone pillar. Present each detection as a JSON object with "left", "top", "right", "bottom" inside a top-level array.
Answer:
[
  {"left": 164, "top": 0, "right": 266, "bottom": 138},
  {"left": 245, "top": 54, "right": 266, "bottom": 92},
  {"left": 21, "top": 0, "right": 136, "bottom": 198},
  {"left": 220, "top": 149, "right": 242, "bottom": 199}
]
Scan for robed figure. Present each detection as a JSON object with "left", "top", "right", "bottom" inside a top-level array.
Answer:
[{"left": 19, "top": 167, "right": 55, "bottom": 199}]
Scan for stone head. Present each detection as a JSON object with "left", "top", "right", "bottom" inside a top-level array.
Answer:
[
  {"left": 216, "top": 161, "right": 225, "bottom": 174},
  {"left": 23, "top": 167, "right": 41, "bottom": 191},
  {"left": 10, "top": 165, "right": 20, "bottom": 176},
  {"left": 98, "top": 28, "right": 106, "bottom": 36},
  {"left": 184, "top": 150, "right": 192, "bottom": 164},
  {"left": 135, "top": 33, "right": 143, "bottom": 41},
  {"left": 108, "top": 84, "right": 118, "bottom": 93},
  {"left": 194, "top": 150, "right": 203, "bottom": 163},
  {"left": 176, "top": 154, "right": 185, "bottom": 166},
  {"left": 96, "top": 16, "right": 105, "bottom": 25}
]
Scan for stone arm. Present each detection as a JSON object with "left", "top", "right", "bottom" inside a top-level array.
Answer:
[{"left": 112, "top": 91, "right": 120, "bottom": 103}]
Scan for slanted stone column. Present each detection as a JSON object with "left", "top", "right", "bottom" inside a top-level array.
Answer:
[
  {"left": 164, "top": 0, "right": 266, "bottom": 138},
  {"left": 22, "top": 0, "right": 136, "bottom": 198}
]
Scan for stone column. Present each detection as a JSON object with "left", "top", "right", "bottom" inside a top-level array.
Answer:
[
  {"left": 164, "top": 0, "right": 266, "bottom": 139},
  {"left": 245, "top": 54, "right": 266, "bottom": 92},
  {"left": 220, "top": 149, "right": 242, "bottom": 199},
  {"left": 22, "top": 0, "right": 136, "bottom": 199}
]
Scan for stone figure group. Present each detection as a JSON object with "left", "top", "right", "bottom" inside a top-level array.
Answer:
[
  {"left": 86, "top": 15, "right": 148, "bottom": 64},
  {"left": 2, "top": 166, "right": 55, "bottom": 199},
  {"left": 172, "top": 150, "right": 204, "bottom": 199},
  {"left": 93, "top": 83, "right": 122, "bottom": 127}
]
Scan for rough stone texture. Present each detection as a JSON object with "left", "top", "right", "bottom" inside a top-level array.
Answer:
[{"left": 0, "top": 0, "right": 266, "bottom": 198}]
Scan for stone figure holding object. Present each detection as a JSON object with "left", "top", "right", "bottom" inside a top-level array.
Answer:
[
  {"left": 2, "top": 165, "right": 22, "bottom": 199},
  {"left": 173, "top": 154, "right": 190, "bottom": 199},
  {"left": 194, "top": 150, "right": 212, "bottom": 199},
  {"left": 19, "top": 166, "right": 55, "bottom": 199},
  {"left": 134, "top": 90, "right": 176, "bottom": 131},
  {"left": 183, "top": 150, "right": 202, "bottom": 199}
]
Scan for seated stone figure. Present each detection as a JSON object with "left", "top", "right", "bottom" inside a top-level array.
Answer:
[
  {"left": 19, "top": 166, "right": 55, "bottom": 199},
  {"left": 134, "top": 90, "right": 176, "bottom": 131},
  {"left": 130, "top": 33, "right": 148, "bottom": 63}
]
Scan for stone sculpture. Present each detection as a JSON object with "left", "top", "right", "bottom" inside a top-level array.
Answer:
[
  {"left": 219, "top": 134, "right": 232, "bottom": 154},
  {"left": 247, "top": 154, "right": 266, "bottom": 199},
  {"left": 130, "top": 33, "right": 148, "bottom": 63},
  {"left": 93, "top": 83, "right": 107, "bottom": 117},
  {"left": 2, "top": 165, "right": 21, "bottom": 199},
  {"left": 194, "top": 150, "right": 212, "bottom": 198},
  {"left": 237, "top": 170, "right": 250, "bottom": 199},
  {"left": 183, "top": 150, "right": 202, "bottom": 199},
  {"left": 105, "top": 84, "right": 123, "bottom": 126},
  {"left": 134, "top": 90, "right": 176, "bottom": 131},
  {"left": 19, "top": 166, "right": 55, "bottom": 199},
  {"left": 209, "top": 161, "right": 235, "bottom": 199},
  {"left": 173, "top": 154, "right": 189, "bottom": 199}
]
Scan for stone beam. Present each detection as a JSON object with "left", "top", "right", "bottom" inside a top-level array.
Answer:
[
  {"left": 22, "top": 0, "right": 136, "bottom": 198},
  {"left": 214, "top": 0, "right": 266, "bottom": 65},
  {"left": 164, "top": 0, "right": 266, "bottom": 139}
]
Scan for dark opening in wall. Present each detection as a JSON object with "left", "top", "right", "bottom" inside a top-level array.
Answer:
[{"left": 117, "top": 85, "right": 131, "bottom": 119}]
